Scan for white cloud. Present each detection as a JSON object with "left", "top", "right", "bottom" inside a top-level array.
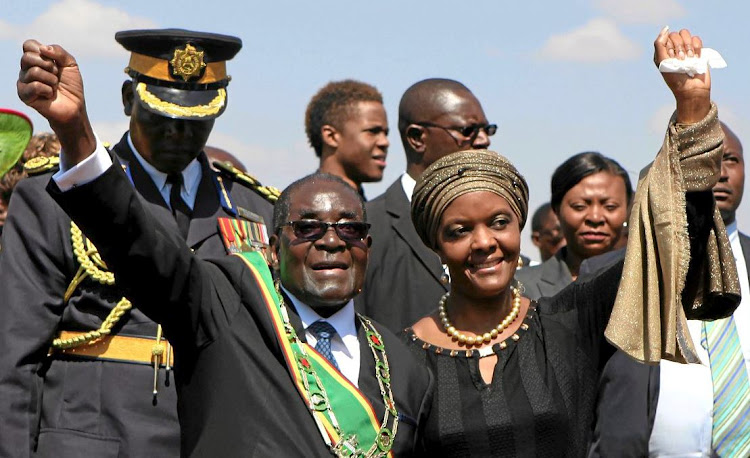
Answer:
[
  {"left": 0, "top": 0, "right": 157, "bottom": 58},
  {"left": 536, "top": 18, "right": 640, "bottom": 63},
  {"left": 594, "top": 0, "right": 685, "bottom": 25}
]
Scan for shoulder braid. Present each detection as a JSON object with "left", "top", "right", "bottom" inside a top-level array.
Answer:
[
  {"left": 212, "top": 160, "right": 280, "bottom": 204},
  {"left": 51, "top": 222, "right": 133, "bottom": 349},
  {"left": 23, "top": 156, "right": 60, "bottom": 176}
]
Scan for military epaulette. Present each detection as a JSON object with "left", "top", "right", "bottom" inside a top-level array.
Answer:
[
  {"left": 24, "top": 155, "right": 60, "bottom": 176},
  {"left": 213, "top": 160, "right": 281, "bottom": 204}
]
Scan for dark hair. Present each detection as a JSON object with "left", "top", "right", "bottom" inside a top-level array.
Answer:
[
  {"left": 530, "top": 202, "right": 553, "bottom": 232},
  {"left": 550, "top": 152, "right": 633, "bottom": 213},
  {"left": 272, "top": 173, "right": 367, "bottom": 232},
  {"left": 304, "top": 80, "right": 383, "bottom": 157}
]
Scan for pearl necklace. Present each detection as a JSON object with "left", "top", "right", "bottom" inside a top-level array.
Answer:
[{"left": 438, "top": 286, "right": 522, "bottom": 347}]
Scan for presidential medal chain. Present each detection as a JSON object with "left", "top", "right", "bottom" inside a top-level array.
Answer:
[{"left": 275, "top": 283, "right": 398, "bottom": 457}]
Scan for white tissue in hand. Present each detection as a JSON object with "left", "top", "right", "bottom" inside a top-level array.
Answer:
[{"left": 659, "top": 48, "right": 727, "bottom": 77}]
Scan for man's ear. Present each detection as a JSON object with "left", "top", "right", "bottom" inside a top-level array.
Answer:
[
  {"left": 122, "top": 81, "right": 134, "bottom": 116},
  {"left": 405, "top": 124, "right": 427, "bottom": 154},
  {"left": 268, "top": 234, "right": 281, "bottom": 271},
  {"left": 530, "top": 231, "right": 541, "bottom": 248},
  {"left": 365, "top": 234, "right": 373, "bottom": 249},
  {"left": 321, "top": 125, "right": 339, "bottom": 152}
]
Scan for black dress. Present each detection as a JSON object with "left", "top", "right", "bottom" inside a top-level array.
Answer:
[{"left": 405, "top": 261, "right": 623, "bottom": 457}]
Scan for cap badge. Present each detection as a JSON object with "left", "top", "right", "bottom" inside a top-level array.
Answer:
[{"left": 170, "top": 43, "right": 206, "bottom": 81}]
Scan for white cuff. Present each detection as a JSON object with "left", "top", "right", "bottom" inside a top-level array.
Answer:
[{"left": 52, "top": 136, "right": 113, "bottom": 191}]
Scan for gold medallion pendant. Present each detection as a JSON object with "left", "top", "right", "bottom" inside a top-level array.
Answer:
[{"left": 170, "top": 44, "right": 206, "bottom": 81}]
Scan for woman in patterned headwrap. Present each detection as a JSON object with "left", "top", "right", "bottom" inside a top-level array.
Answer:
[{"left": 404, "top": 28, "right": 739, "bottom": 457}]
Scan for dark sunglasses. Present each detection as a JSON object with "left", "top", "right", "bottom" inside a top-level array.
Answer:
[
  {"left": 283, "top": 220, "right": 371, "bottom": 243},
  {"left": 418, "top": 122, "right": 498, "bottom": 140}
]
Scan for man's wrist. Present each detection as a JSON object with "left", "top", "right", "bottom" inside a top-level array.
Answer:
[{"left": 51, "top": 114, "right": 97, "bottom": 166}]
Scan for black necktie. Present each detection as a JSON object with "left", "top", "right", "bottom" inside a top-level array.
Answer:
[{"left": 166, "top": 173, "right": 191, "bottom": 239}]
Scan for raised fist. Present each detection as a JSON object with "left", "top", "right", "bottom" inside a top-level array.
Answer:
[
  {"left": 654, "top": 27, "right": 712, "bottom": 124},
  {"left": 17, "top": 40, "right": 95, "bottom": 164}
]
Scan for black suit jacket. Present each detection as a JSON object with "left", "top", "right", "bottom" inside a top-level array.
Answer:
[
  {"left": 356, "top": 179, "right": 448, "bottom": 333},
  {"left": 0, "top": 134, "right": 273, "bottom": 458},
  {"left": 587, "top": 234, "right": 750, "bottom": 456},
  {"left": 515, "top": 248, "right": 574, "bottom": 300},
  {"left": 49, "top": 165, "right": 433, "bottom": 457}
]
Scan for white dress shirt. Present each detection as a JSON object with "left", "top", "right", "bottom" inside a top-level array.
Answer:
[
  {"left": 126, "top": 134, "right": 202, "bottom": 210},
  {"left": 281, "top": 286, "right": 361, "bottom": 387},
  {"left": 401, "top": 172, "right": 451, "bottom": 279},
  {"left": 400, "top": 172, "right": 416, "bottom": 203},
  {"left": 51, "top": 135, "right": 202, "bottom": 212},
  {"left": 53, "top": 137, "right": 112, "bottom": 189},
  {"left": 649, "top": 221, "right": 750, "bottom": 457}
]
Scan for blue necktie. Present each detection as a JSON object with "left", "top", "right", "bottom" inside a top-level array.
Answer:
[{"left": 308, "top": 320, "right": 339, "bottom": 370}]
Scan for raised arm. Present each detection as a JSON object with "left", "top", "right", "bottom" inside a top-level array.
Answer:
[
  {"left": 16, "top": 41, "right": 229, "bottom": 351},
  {"left": 604, "top": 28, "right": 740, "bottom": 364}
]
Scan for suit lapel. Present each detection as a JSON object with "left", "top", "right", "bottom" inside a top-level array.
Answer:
[
  {"left": 385, "top": 180, "right": 447, "bottom": 290},
  {"left": 116, "top": 139, "right": 227, "bottom": 250},
  {"left": 186, "top": 154, "right": 223, "bottom": 249},
  {"left": 112, "top": 135, "right": 169, "bottom": 208},
  {"left": 112, "top": 135, "right": 180, "bottom": 234},
  {"left": 538, "top": 250, "right": 573, "bottom": 297}
]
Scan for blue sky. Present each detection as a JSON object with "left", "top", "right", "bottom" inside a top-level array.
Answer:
[{"left": 2, "top": 0, "right": 748, "bottom": 260}]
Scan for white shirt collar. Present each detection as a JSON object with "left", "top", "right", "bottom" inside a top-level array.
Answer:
[
  {"left": 126, "top": 132, "right": 202, "bottom": 208},
  {"left": 400, "top": 173, "right": 416, "bottom": 203},
  {"left": 280, "top": 285, "right": 357, "bottom": 342},
  {"left": 726, "top": 220, "right": 739, "bottom": 243}
]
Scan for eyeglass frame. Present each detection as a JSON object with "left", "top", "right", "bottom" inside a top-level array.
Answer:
[
  {"left": 415, "top": 122, "right": 498, "bottom": 145},
  {"left": 280, "top": 220, "right": 372, "bottom": 244}
]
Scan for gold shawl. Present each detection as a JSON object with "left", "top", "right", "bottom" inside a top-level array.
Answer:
[{"left": 604, "top": 104, "right": 741, "bottom": 364}]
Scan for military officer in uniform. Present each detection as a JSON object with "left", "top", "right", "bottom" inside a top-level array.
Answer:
[{"left": 0, "top": 29, "right": 276, "bottom": 457}]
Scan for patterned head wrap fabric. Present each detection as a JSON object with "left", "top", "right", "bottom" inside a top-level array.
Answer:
[{"left": 411, "top": 149, "right": 529, "bottom": 249}]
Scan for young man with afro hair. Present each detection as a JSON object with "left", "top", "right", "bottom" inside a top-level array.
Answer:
[{"left": 305, "top": 80, "right": 389, "bottom": 198}]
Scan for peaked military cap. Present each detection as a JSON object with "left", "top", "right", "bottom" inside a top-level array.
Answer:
[{"left": 116, "top": 29, "right": 242, "bottom": 120}]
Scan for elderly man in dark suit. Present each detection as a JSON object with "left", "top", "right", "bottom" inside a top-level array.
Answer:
[
  {"left": 16, "top": 39, "right": 433, "bottom": 457},
  {"left": 357, "top": 78, "right": 496, "bottom": 332},
  {"left": 588, "top": 122, "right": 750, "bottom": 457},
  {"left": 0, "top": 30, "right": 275, "bottom": 457}
]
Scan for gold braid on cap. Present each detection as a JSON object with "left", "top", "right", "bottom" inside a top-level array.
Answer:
[{"left": 411, "top": 149, "right": 529, "bottom": 249}]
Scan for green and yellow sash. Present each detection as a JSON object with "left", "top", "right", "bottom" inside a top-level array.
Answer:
[{"left": 234, "top": 251, "right": 396, "bottom": 457}]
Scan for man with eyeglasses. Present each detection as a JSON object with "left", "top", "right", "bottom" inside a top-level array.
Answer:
[
  {"left": 357, "top": 78, "right": 497, "bottom": 333},
  {"left": 16, "top": 39, "right": 433, "bottom": 457}
]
